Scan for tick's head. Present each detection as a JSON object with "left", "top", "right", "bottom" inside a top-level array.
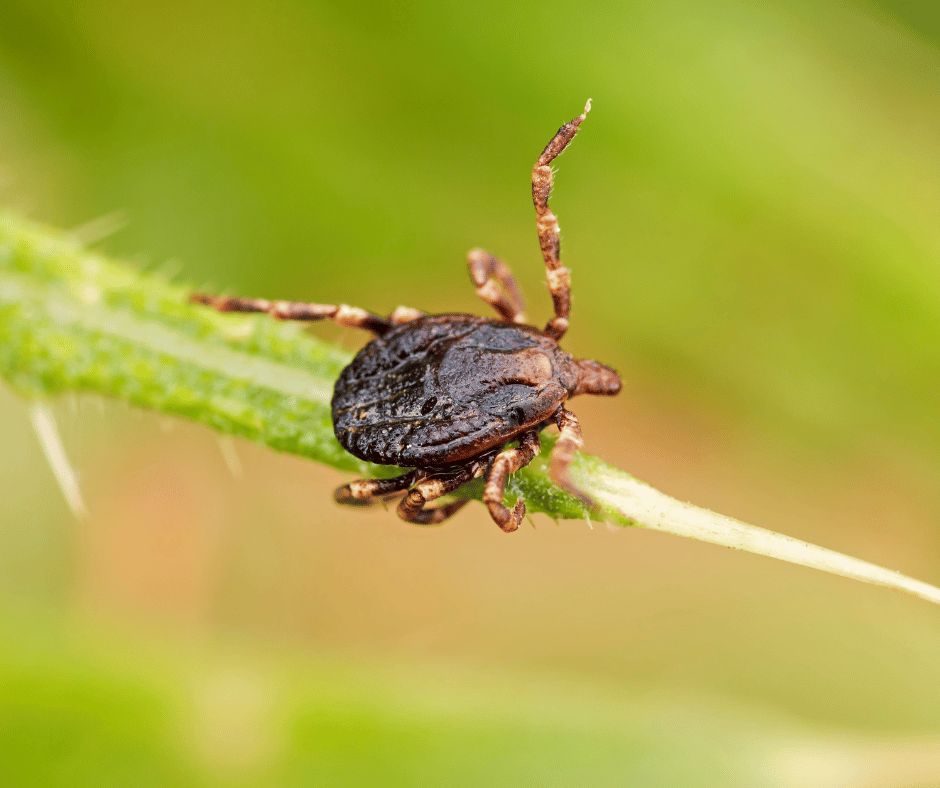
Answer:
[{"left": 570, "top": 358, "right": 622, "bottom": 398}]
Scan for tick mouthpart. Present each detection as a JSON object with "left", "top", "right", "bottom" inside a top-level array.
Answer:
[{"left": 573, "top": 358, "right": 622, "bottom": 397}]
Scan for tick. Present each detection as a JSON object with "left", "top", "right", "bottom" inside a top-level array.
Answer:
[{"left": 192, "top": 101, "right": 621, "bottom": 531}]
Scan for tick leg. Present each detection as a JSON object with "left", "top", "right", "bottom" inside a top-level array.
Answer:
[
  {"left": 388, "top": 305, "right": 426, "bottom": 326},
  {"left": 467, "top": 248, "right": 526, "bottom": 323},
  {"left": 551, "top": 407, "right": 596, "bottom": 511},
  {"left": 532, "top": 100, "right": 590, "bottom": 341},
  {"left": 397, "top": 466, "right": 480, "bottom": 526},
  {"left": 400, "top": 495, "right": 471, "bottom": 525},
  {"left": 190, "top": 293, "right": 392, "bottom": 336},
  {"left": 483, "top": 430, "right": 541, "bottom": 532},
  {"left": 334, "top": 470, "right": 421, "bottom": 507}
]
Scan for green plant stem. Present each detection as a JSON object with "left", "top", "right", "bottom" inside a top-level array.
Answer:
[{"left": 2, "top": 213, "right": 939, "bottom": 606}]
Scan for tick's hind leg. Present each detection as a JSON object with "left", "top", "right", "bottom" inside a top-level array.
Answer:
[
  {"left": 532, "top": 100, "right": 590, "bottom": 341},
  {"left": 483, "top": 430, "right": 541, "bottom": 532},
  {"left": 191, "top": 293, "right": 406, "bottom": 337},
  {"left": 334, "top": 470, "right": 420, "bottom": 507},
  {"left": 397, "top": 464, "right": 484, "bottom": 526},
  {"left": 467, "top": 248, "right": 526, "bottom": 323},
  {"left": 550, "top": 407, "right": 596, "bottom": 511}
]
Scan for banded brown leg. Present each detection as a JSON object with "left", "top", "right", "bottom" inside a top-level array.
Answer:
[
  {"left": 396, "top": 469, "right": 476, "bottom": 525},
  {"left": 482, "top": 430, "right": 541, "bottom": 532},
  {"left": 467, "top": 248, "right": 526, "bottom": 323},
  {"left": 334, "top": 471, "right": 422, "bottom": 507},
  {"left": 531, "top": 100, "right": 591, "bottom": 341},
  {"left": 191, "top": 293, "right": 402, "bottom": 336},
  {"left": 396, "top": 452, "right": 496, "bottom": 526},
  {"left": 551, "top": 407, "right": 595, "bottom": 510}
]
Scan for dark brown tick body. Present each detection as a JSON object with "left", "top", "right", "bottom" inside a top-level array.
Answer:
[{"left": 192, "top": 101, "right": 621, "bottom": 531}]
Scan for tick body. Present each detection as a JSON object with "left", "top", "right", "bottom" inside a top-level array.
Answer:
[{"left": 192, "top": 101, "right": 621, "bottom": 531}]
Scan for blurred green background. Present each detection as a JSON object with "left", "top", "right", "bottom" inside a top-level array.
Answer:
[{"left": 3, "top": 0, "right": 940, "bottom": 784}]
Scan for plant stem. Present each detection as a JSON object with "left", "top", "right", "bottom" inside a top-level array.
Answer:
[{"left": 2, "top": 213, "right": 939, "bottom": 606}]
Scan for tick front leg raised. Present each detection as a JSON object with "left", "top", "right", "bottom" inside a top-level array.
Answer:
[{"left": 532, "top": 99, "right": 590, "bottom": 342}]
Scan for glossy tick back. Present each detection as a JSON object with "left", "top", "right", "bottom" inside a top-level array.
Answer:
[{"left": 191, "top": 101, "right": 621, "bottom": 531}]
